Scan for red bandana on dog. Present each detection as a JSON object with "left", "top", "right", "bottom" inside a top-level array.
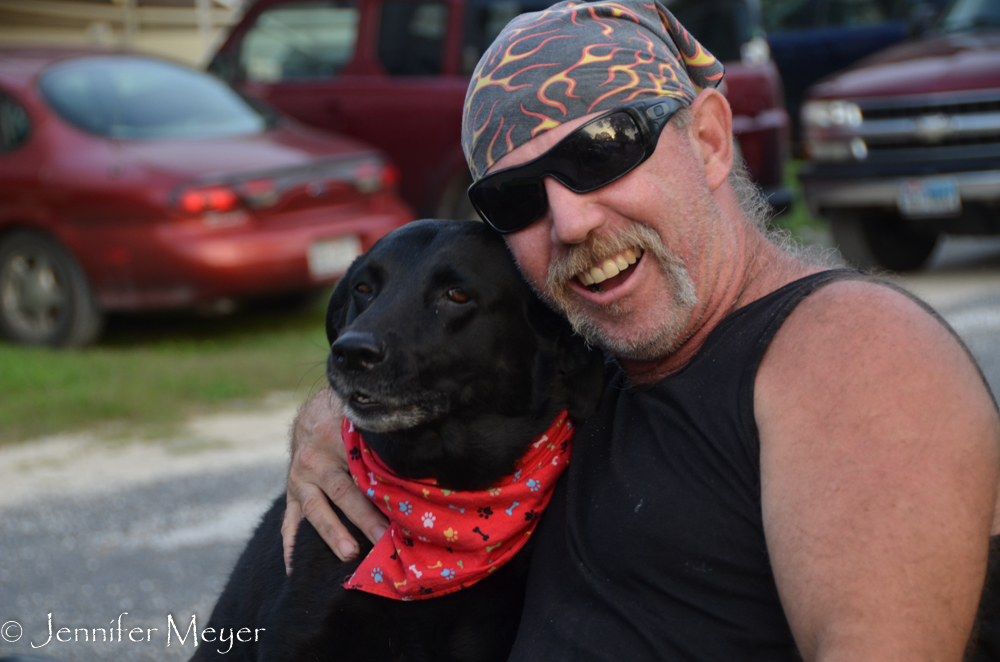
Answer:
[{"left": 342, "top": 412, "right": 574, "bottom": 601}]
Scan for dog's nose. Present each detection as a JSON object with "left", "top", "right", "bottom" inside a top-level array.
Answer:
[{"left": 331, "top": 331, "right": 385, "bottom": 371}]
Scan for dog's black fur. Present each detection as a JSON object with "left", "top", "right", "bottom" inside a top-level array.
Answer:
[{"left": 193, "top": 220, "right": 605, "bottom": 662}]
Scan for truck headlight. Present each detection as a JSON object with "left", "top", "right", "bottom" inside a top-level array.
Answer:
[{"left": 802, "top": 100, "right": 863, "bottom": 128}]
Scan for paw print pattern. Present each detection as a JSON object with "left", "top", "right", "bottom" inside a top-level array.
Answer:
[
  {"left": 422, "top": 512, "right": 436, "bottom": 528},
  {"left": 524, "top": 509, "right": 538, "bottom": 522},
  {"left": 367, "top": 488, "right": 375, "bottom": 498},
  {"left": 349, "top": 447, "right": 362, "bottom": 461},
  {"left": 441, "top": 568, "right": 456, "bottom": 581},
  {"left": 511, "top": 469, "right": 522, "bottom": 483},
  {"left": 488, "top": 487, "right": 502, "bottom": 496},
  {"left": 371, "top": 568, "right": 384, "bottom": 583},
  {"left": 526, "top": 479, "right": 541, "bottom": 492},
  {"left": 477, "top": 506, "right": 493, "bottom": 519},
  {"left": 444, "top": 527, "right": 459, "bottom": 542},
  {"left": 399, "top": 500, "right": 413, "bottom": 516}
]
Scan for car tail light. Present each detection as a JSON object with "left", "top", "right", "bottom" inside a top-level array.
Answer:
[
  {"left": 177, "top": 185, "right": 239, "bottom": 214},
  {"left": 380, "top": 163, "right": 400, "bottom": 191}
]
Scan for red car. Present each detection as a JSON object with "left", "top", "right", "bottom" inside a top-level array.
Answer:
[
  {"left": 0, "top": 48, "right": 414, "bottom": 346},
  {"left": 209, "top": 0, "right": 791, "bottom": 219}
]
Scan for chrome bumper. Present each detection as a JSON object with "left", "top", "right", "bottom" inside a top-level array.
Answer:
[{"left": 802, "top": 169, "right": 1000, "bottom": 216}]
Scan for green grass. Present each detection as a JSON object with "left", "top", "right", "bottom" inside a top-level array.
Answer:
[
  {"left": 769, "top": 158, "right": 830, "bottom": 243},
  {"left": 0, "top": 293, "right": 334, "bottom": 445}
]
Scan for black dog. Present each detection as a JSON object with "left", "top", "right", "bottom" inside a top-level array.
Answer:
[{"left": 193, "top": 220, "right": 604, "bottom": 662}]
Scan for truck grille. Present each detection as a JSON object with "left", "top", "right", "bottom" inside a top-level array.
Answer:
[{"left": 855, "top": 88, "right": 1000, "bottom": 160}]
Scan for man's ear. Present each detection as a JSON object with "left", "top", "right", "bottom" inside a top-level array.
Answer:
[{"left": 688, "top": 88, "right": 734, "bottom": 192}]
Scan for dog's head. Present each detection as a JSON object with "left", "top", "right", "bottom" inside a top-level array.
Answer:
[{"left": 325, "top": 220, "right": 603, "bottom": 446}]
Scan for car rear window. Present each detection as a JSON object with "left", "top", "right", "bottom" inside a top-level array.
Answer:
[
  {"left": 39, "top": 56, "right": 268, "bottom": 140},
  {"left": 240, "top": 1, "right": 359, "bottom": 82}
]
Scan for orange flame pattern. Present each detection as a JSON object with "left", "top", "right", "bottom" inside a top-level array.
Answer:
[{"left": 462, "top": 0, "right": 724, "bottom": 180}]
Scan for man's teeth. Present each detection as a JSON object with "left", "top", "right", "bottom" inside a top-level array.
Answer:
[{"left": 577, "top": 248, "right": 642, "bottom": 287}]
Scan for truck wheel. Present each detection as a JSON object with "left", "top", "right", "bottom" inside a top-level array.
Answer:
[
  {"left": 828, "top": 211, "right": 938, "bottom": 272},
  {"left": 0, "top": 230, "right": 103, "bottom": 347}
]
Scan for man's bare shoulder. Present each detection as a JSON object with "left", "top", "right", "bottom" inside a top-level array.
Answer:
[
  {"left": 756, "top": 275, "right": 998, "bottom": 452},
  {"left": 761, "top": 276, "right": 992, "bottom": 398},
  {"left": 753, "top": 275, "right": 1000, "bottom": 660}
]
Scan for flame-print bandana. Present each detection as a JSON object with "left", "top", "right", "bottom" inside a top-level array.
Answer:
[
  {"left": 342, "top": 412, "right": 574, "bottom": 600},
  {"left": 462, "top": 0, "right": 725, "bottom": 181}
]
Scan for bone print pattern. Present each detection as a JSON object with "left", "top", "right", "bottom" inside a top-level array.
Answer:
[{"left": 341, "top": 412, "right": 574, "bottom": 601}]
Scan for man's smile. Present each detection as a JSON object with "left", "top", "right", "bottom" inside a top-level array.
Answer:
[{"left": 576, "top": 247, "right": 643, "bottom": 292}]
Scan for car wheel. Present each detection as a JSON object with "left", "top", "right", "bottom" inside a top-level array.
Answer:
[
  {"left": 0, "top": 230, "right": 104, "bottom": 347},
  {"left": 828, "top": 211, "right": 939, "bottom": 272}
]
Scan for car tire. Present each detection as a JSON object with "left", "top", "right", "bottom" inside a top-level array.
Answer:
[
  {"left": 0, "top": 229, "right": 104, "bottom": 347},
  {"left": 828, "top": 210, "right": 939, "bottom": 272}
]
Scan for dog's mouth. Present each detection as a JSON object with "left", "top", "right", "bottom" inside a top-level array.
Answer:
[
  {"left": 348, "top": 389, "right": 385, "bottom": 410},
  {"left": 575, "top": 247, "right": 642, "bottom": 294},
  {"left": 328, "top": 369, "right": 450, "bottom": 433}
]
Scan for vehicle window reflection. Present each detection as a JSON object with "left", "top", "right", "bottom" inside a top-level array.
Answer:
[{"left": 241, "top": 1, "right": 360, "bottom": 82}]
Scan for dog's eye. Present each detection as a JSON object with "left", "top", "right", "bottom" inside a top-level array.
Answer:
[
  {"left": 446, "top": 288, "right": 470, "bottom": 303},
  {"left": 355, "top": 283, "right": 372, "bottom": 295}
]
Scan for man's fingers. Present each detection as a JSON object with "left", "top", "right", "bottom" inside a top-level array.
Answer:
[
  {"left": 318, "top": 468, "right": 389, "bottom": 546},
  {"left": 281, "top": 499, "right": 302, "bottom": 576},
  {"left": 295, "top": 483, "right": 365, "bottom": 562}
]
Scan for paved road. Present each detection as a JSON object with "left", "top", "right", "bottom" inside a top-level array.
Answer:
[{"left": 0, "top": 236, "right": 997, "bottom": 662}]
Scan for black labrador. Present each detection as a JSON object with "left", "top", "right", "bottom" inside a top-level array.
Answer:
[{"left": 192, "top": 219, "right": 605, "bottom": 662}]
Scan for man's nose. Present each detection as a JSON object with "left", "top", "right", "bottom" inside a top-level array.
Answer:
[{"left": 544, "top": 177, "right": 606, "bottom": 245}]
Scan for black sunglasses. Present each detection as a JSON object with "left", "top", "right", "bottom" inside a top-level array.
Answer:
[{"left": 468, "top": 96, "right": 684, "bottom": 234}]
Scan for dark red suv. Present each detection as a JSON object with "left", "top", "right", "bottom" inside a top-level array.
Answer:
[{"left": 209, "top": 0, "right": 791, "bottom": 219}]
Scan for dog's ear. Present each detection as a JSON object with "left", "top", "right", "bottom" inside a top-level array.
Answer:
[
  {"left": 325, "top": 257, "right": 362, "bottom": 345},
  {"left": 524, "top": 298, "right": 606, "bottom": 423}
]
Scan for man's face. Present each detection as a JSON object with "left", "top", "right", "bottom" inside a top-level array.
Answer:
[{"left": 490, "top": 108, "right": 723, "bottom": 361}]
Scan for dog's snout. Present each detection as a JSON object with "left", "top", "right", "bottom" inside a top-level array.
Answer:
[{"left": 331, "top": 331, "right": 386, "bottom": 371}]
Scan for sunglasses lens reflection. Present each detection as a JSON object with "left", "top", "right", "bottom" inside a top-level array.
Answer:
[
  {"left": 472, "top": 107, "right": 659, "bottom": 233},
  {"left": 550, "top": 113, "right": 644, "bottom": 190}
]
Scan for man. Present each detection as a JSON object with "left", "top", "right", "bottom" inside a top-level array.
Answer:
[{"left": 282, "top": 1, "right": 1000, "bottom": 659}]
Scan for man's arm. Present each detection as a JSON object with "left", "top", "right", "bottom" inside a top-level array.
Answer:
[
  {"left": 756, "top": 280, "right": 1000, "bottom": 661},
  {"left": 283, "top": 388, "right": 388, "bottom": 574}
]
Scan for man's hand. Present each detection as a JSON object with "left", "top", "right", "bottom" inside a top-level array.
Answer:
[{"left": 283, "top": 388, "right": 388, "bottom": 575}]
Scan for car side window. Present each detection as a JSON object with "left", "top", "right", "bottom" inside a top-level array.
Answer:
[
  {"left": 239, "top": 1, "right": 359, "bottom": 82},
  {"left": 377, "top": 1, "right": 449, "bottom": 76},
  {"left": 821, "top": 0, "right": 892, "bottom": 26},
  {"left": 0, "top": 91, "right": 31, "bottom": 153}
]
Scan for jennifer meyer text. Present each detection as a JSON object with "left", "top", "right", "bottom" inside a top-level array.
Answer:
[{"left": 1, "top": 612, "right": 263, "bottom": 654}]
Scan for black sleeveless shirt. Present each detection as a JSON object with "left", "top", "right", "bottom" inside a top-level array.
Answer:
[{"left": 508, "top": 269, "right": 868, "bottom": 661}]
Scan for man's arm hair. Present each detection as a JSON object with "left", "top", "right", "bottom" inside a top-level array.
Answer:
[
  {"left": 283, "top": 388, "right": 388, "bottom": 575},
  {"left": 756, "top": 279, "right": 1000, "bottom": 661}
]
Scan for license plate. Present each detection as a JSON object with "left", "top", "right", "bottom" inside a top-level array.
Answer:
[
  {"left": 897, "top": 178, "right": 961, "bottom": 218},
  {"left": 308, "top": 236, "right": 361, "bottom": 279}
]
